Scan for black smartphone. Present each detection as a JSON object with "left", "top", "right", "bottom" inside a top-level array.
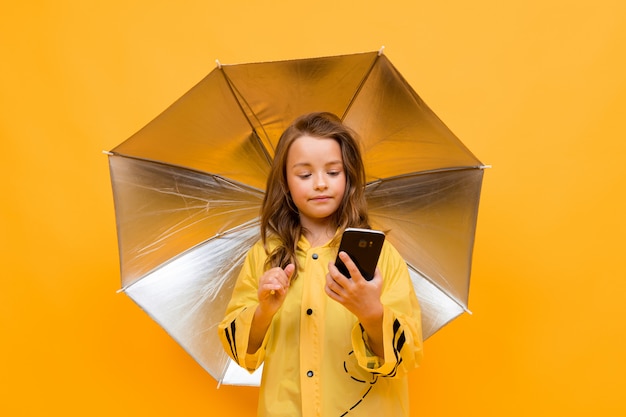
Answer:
[{"left": 334, "top": 228, "right": 385, "bottom": 281}]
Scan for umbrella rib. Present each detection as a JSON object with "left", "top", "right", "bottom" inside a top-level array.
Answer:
[
  {"left": 217, "top": 67, "right": 274, "bottom": 166},
  {"left": 108, "top": 153, "right": 266, "bottom": 194},
  {"left": 365, "top": 165, "right": 485, "bottom": 188},
  {"left": 340, "top": 50, "right": 381, "bottom": 122},
  {"left": 120, "top": 218, "right": 261, "bottom": 293}
]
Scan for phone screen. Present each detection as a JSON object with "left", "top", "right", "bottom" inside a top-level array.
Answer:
[{"left": 334, "top": 228, "right": 385, "bottom": 281}]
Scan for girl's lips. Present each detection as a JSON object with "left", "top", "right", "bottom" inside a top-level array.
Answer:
[{"left": 310, "top": 195, "right": 331, "bottom": 201}]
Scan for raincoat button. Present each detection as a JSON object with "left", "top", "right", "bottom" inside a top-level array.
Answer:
[
  {"left": 307, "top": 370, "right": 314, "bottom": 377},
  {"left": 306, "top": 308, "right": 313, "bottom": 315},
  {"left": 312, "top": 253, "right": 318, "bottom": 260}
]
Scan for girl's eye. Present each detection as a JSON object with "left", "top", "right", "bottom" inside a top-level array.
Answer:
[
  {"left": 328, "top": 171, "right": 341, "bottom": 176},
  {"left": 298, "top": 173, "right": 311, "bottom": 179}
]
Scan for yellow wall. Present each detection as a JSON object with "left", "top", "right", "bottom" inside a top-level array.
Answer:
[{"left": 2, "top": 1, "right": 625, "bottom": 415}]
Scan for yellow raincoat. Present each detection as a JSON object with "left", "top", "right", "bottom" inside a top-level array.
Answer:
[{"left": 219, "top": 234, "right": 423, "bottom": 417}]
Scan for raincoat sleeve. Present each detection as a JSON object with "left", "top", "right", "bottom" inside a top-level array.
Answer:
[
  {"left": 218, "top": 242, "right": 269, "bottom": 372},
  {"left": 350, "top": 241, "right": 423, "bottom": 377}
]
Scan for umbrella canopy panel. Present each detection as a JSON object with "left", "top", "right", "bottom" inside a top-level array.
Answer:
[
  {"left": 112, "top": 69, "right": 272, "bottom": 190},
  {"left": 219, "top": 52, "right": 380, "bottom": 152},
  {"left": 123, "top": 219, "right": 262, "bottom": 385},
  {"left": 109, "top": 157, "right": 264, "bottom": 288},
  {"left": 368, "top": 168, "right": 484, "bottom": 309},
  {"left": 343, "top": 55, "right": 481, "bottom": 180},
  {"left": 367, "top": 168, "right": 484, "bottom": 338}
]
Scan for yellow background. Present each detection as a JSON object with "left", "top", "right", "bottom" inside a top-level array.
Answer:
[{"left": 2, "top": 1, "right": 625, "bottom": 415}]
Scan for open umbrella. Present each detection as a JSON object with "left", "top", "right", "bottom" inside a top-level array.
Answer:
[{"left": 107, "top": 49, "right": 486, "bottom": 386}]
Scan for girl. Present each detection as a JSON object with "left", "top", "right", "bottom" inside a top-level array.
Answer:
[{"left": 219, "top": 112, "right": 423, "bottom": 417}]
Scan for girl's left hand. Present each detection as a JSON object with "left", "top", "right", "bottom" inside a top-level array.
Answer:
[{"left": 326, "top": 251, "right": 383, "bottom": 323}]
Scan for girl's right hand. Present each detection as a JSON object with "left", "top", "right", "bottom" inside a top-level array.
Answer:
[
  {"left": 248, "top": 264, "right": 295, "bottom": 354},
  {"left": 257, "top": 264, "right": 295, "bottom": 316}
]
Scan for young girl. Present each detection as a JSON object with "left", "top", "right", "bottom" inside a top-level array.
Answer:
[{"left": 219, "top": 112, "right": 423, "bottom": 417}]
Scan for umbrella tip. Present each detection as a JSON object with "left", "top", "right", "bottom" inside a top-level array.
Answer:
[
  {"left": 216, "top": 59, "right": 222, "bottom": 69},
  {"left": 102, "top": 150, "right": 113, "bottom": 156},
  {"left": 378, "top": 46, "right": 385, "bottom": 56}
]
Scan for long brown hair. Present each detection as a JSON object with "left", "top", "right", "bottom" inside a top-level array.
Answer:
[{"left": 260, "top": 112, "right": 370, "bottom": 277}]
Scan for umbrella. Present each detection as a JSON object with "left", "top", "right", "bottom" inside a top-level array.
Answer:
[{"left": 107, "top": 49, "right": 486, "bottom": 386}]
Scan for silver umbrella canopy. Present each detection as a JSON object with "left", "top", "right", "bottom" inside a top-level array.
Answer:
[{"left": 107, "top": 49, "right": 486, "bottom": 386}]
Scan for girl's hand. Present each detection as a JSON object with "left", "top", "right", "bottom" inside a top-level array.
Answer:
[
  {"left": 257, "top": 264, "right": 295, "bottom": 317},
  {"left": 248, "top": 263, "right": 295, "bottom": 354},
  {"left": 326, "top": 252, "right": 383, "bottom": 323},
  {"left": 326, "top": 252, "right": 385, "bottom": 356}
]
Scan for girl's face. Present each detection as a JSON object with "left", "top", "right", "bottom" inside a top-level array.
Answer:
[{"left": 285, "top": 135, "right": 346, "bottom": 228}]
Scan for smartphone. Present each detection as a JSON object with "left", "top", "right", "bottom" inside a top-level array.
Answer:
[{"left": 335, "top": 228, "right": 385, "bottom": 281}]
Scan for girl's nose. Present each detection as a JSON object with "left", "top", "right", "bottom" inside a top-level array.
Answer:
[{"left": 314, "top": 175, "right": 327, "bottom": 190}]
